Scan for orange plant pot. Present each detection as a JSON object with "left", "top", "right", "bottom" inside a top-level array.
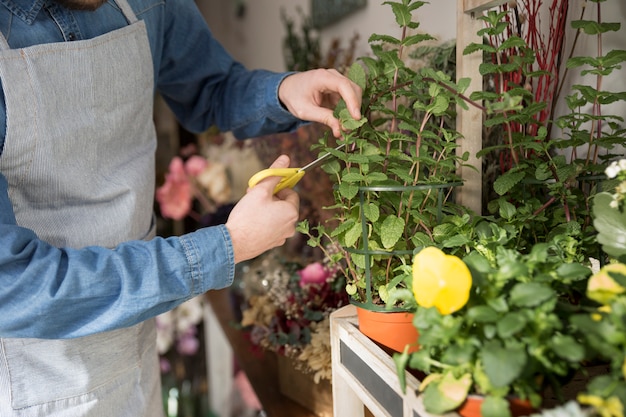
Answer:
[
  {"left": 457, "top": 395, "right": 535, "bottom": 417},
  {"left": 356, "top": 306, "right": 419, "bottom": 353}
]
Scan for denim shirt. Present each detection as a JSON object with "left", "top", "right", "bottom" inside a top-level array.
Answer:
[{"left": 0, "top": 0, "right": 301, "bottom": 338}]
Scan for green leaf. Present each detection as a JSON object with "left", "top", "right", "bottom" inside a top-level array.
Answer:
[
  {"left": 422, "top": 372, "right": 472, "bottom": 415},
  {"left": 467, "top": 305, "right": 499, "bottom": 323},
  {"left": 339, "top": 111, "right": 367, "bottom": 130},
  {"left": 342, "top": 172, "right": 366, "bottom": 183},
  {"left": 550, "top": 334, "right": 585, "bottom": 362},
  {"left": 509, "top": 282, "right": 555, "bottom": 307},
  {"left": 363, "top": 202, "right": 380, "bottom": 223},
  {"left": 402, "top": 33, "right": 435, "bottom": 47},
  {"left": 555, "top": 263, "right": 591, "bottom": 282},
  {"left": 593, "top": 192, "right": 626, "bottom": 258},
  {"left": 481, "top": 396, "right": 512, "bottom": 417},
  {"left": 481, "top": 341, "right": 527, "bottom": 388},
  {"left": 493, "top": 170, "right": 525, "bottom": 196},
  {"left": 381, "top": 215, "right": 405, "bottom": 249},
  {"left": 368, "top": 33, "right": 401, "bottom": 45},
  {"left": 571, "top": 19, "right": 621, "bottom": 35},
  {"left": 338, "top": 182, "right": 359, "bottom": 200},
  {"left": 428, "top": 95, "right": 450, "bottom": 116},
  {"left": 499, "top": 36, "right": 527, "bottom": 51},
  {"left": 344, "top": 221, "right": 363, "bottom": 248},
  {"left": 347, "top": 62, "right": 367, "bottom": 90},
  {"left": 496, "top": 312, "right": 527, "bottom": 338},
  {"left": 497, "top": 199, "right": 517, "bottom": 220},
  {"left": 393, "top": 350, "right": 410, "bottom": 393},
  {"left": 384, "top": 1, "right": 412, "bottom": 28}
]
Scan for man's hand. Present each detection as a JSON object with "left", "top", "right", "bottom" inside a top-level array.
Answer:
[
  {"left": 278, "top": 69, "right": 362, "bottom": 137},
  {"left": 225, "top": 155, "right": 300, "bottom": 264}
]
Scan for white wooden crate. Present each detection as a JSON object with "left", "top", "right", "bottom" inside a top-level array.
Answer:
[{"left": 330, "top": 305, "right": 460, "bottom": 417}]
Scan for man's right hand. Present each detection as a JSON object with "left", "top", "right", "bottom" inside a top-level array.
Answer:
[{"left": 225, "top": 155, "right": 300, "bottom": 264}]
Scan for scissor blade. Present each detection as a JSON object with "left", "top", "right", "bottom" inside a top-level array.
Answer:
[{"left": 300, "top": 143, "right": 346, "bottom": 172}]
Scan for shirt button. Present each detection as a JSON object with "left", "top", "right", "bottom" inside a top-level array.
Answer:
[{"left": 67, "top": 33, "right": 76, "bottom": 41}]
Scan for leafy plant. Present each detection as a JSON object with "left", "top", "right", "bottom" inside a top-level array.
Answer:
[
  {"left": 298, "top": 0, "right": 475, "bottom": 311},
  {"left": 378, "top": 1, "right": 626, "bottom": 416},
  {"left": 468, "top": 1, "right": 626, "bottom": 263},
  {"left": 394, "top": 221, "right": 591, "bottom": 417}
]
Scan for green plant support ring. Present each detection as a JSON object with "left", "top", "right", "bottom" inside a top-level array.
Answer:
[{"left": 347, "top": 182, "right": 463, "bottom": 312}]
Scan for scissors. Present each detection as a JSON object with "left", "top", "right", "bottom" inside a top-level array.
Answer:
[{"left": 248, "top": 143, "right": 346, "bottom": 194}]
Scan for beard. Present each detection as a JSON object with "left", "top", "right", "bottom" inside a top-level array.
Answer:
[{"left": 54, "top": 0, "right": 108, "bottom": 11}]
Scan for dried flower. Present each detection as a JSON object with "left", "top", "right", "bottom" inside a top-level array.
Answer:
[{"left": 240, "top": 248, "right": 348, "bottom": 381}]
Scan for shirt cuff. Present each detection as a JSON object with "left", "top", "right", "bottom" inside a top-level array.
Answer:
[
  {"left": 265, "top": 71, "right": 302, "bottom": 124},
  {"left": 179, "top": 224, "right": 235, "bottom": 296}
]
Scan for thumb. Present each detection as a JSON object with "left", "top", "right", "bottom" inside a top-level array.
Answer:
[{"left": 249, "top": 155, "right": 291, "bottom": 193}]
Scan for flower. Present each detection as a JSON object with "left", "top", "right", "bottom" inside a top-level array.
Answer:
[
  {"left": 156, "top": 157, "right": 192, "bottom": 220},
  {"left": 239, "top": 248, "right": 348, "bottom": 381},
  {"left": 587, "top": 264, "right": 626, "bottom": 305},
  {"left": 603, "top": 159, "right": 626, "bottom": 211},
  {"left": 156, "top": 152, "right": 232, "bottom": 221},
  {"left": 297, "top": 262, "right": 330, "bottom": 287},
  {"left": 156, "top": 297, "right": 205, "bottom": 356},
  {"left": 411, "top": 246, "right": 472, "bottom": 315}
]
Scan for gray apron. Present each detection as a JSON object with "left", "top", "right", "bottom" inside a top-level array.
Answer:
[{"left": 0, "top": 0, "right": 163, "bottom": 415}]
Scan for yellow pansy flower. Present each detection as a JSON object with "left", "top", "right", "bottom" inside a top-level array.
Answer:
[
  {"left": 587, "top": 263, "right": 626, "bottom": 305},
  {"left": 412, "top": 247, "right": 472, "bottom": 315}
]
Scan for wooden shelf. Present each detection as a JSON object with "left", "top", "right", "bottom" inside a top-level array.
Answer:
[{"left": 330, "top": 305, "right": 461, "bottom": 417}]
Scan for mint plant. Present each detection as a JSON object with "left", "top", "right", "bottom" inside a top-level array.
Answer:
[
  {"left": 298, "top": 0, "right": 475, "bottom": 310},
  {"left": 466, "top": 2, "right": 626, "bottom": 264}
]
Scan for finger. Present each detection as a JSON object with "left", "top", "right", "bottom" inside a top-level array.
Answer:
[
  {"left": 276, "top": 187, "right": 300, "bottom": 208},
  {"left": 333, "top": 76, "right": 362, "bottom": 121},
  {"left": 269, "top": 154, "right": 290, "bottom": 169},
  {"left": 249, "top": 155, "right": 291, "bottom": 193}
]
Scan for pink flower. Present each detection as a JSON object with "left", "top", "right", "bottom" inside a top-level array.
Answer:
[
  {"left": 298, "top": 262, "right": 330, "bottom": 287},
  {"left": 176, "top": 330, "right": 200, "bottom": 356},
  {"left": 184, "top": 155, "right": 208, "bottom": 176},
  {"left": 156, "top": 157, "right": 192, "bottom": 220},
  {"left": 159, "top": 357, "right": 171, "bottom": 374}
]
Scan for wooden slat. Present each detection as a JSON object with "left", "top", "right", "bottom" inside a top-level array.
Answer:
[{"left": 456, "top": 0, "right": 485, "bottom": 215}]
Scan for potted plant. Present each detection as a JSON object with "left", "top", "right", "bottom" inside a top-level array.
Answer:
[
  {"left": 298, "top": 0, "right": 477, "bottom": 353},
  {"left": 392, "top": 223, "right": 592, "bottom": 417},
  {"left": 388, "top": 0, "right": 626, "bottom": 415}
]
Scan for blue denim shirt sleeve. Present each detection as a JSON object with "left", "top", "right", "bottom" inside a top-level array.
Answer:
[
  {"left": 0, "top": 173, "right": 234, "bottom": 338},
  {"left": 154, "top": 0, "right": 301, "bottom": 138}
]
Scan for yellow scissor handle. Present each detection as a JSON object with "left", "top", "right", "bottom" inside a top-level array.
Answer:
[{"left": 247, "top": 168, "right": 305, "bottom": 194}]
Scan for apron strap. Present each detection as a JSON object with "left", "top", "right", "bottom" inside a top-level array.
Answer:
[
  {"left": 114, "top": 0, "right": 139, "bottom": 24},
  {"left": 0, "top": 32, "right": 10, "bottom": 51}
]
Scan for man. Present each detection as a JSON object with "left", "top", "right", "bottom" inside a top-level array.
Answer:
[{"left": 0, "top": 0, "right": 362, "bottom": 415}]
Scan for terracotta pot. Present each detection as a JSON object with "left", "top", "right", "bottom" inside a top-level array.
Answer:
[
  {"left": 356, "top": 306, "right": 419, "bottom": 353},
  {"left": 457, "top": 395, "right": 535, "bottom": 417}
]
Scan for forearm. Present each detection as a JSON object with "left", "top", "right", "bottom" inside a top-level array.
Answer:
[{"left": 0, "top": 174, "right": 234, "bottom": 338}]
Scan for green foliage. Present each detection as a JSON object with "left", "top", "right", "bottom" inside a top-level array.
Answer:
[
  {"left": 404, "top": 223, "right": 591, "bottom": 414},
  {"left": 298, "top": 0, "right": 473, "bottom": 310}
]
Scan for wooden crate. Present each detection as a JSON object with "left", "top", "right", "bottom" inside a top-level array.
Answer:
[
  {"left": 330, "top": 305, "right": 460, "bottom": 417},
  {"left": 277, "top": 355, "right": 334, "bottom": 417}
]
